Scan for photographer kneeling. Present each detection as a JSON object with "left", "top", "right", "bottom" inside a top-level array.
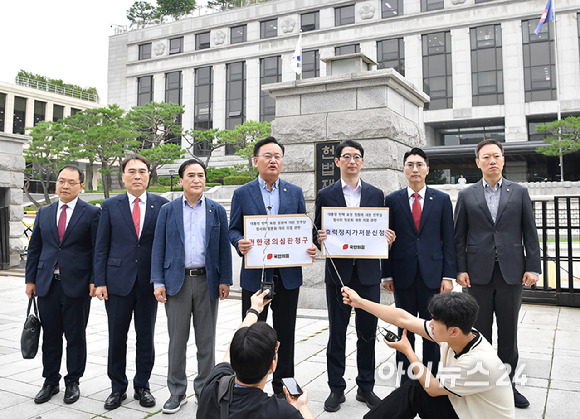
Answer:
[
  {"left": 197, "top": 290, "right": 314, "bottom": 419},
  {"left": 342, "top": 287, "right": 515, "bottom": 419}
]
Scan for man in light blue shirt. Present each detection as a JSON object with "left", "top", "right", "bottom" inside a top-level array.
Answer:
[{"left": 151, "top": 158, "right": 232, "bottom": 414}]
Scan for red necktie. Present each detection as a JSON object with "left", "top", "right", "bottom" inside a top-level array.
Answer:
[
  {"left": 132, "top": 197, "right": 141, "bottom": 237},
  {"left": 412, "top": 192, "right": 421, "bottom": 232},
  {"left": 58, "top": 204, "right": 68, "bottom": 242}
]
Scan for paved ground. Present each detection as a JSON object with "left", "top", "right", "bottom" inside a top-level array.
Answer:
[{"left": 1, "top": 270, "right": 579, "bottom": 418}]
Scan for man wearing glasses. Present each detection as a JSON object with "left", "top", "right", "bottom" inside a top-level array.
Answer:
[
  {"left": 25, "top": 165, "right": 101, "bottom": 405},
  {"left": 94, "top": 155, "right": 169, "bottom": 410},
  {"left": 314, "top": 140, "right": 395, "bottom": 412},
  {"left": 382, "top": 147, "right": 456, "bottom": 385},
  {"left": 229, "top": 136, "right": 317, "bottom": 398}
]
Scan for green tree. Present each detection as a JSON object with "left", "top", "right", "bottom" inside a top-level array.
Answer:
[
  {"left": 535, "top": 116, "right": 580, "bottom": 181},
  {"left": 24, "top": 121, "right": 71, "bottom": 205},
  {"left": 64, "top": 105, "right": 139, "bottom": 198},
  {"left": 156, "top": 0, "right": 196, "bottom": 20},
  {"left": 140, "top": 143, "right": 185, "bottom": 185},
  {"left": 219, "top": 120, "right": 271, "bottom": 174},
  {"left": 16, "top": 70, "right": 98, "bottom": 101},
  {"left": 126, "top": 1, "right": 161, "bottom": 28},
  {"left": 206, "top": 0, "right": 243, "bottom": 11},
  {"left": 182, "top": 128, "right": 238, "bottom": 167},
  {"left": 126, "top": 101, "right": 185, "bottom": 185}
]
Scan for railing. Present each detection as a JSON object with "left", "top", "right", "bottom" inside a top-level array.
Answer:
[
  {"left": 0, "top": 207, "right": 9, "bottom": 269},
  {"left": 525, "top": 196, "right": 580, "bottom": 307},
  {"left": 15, "top": 76, "right": 99, "bottom": 103}
]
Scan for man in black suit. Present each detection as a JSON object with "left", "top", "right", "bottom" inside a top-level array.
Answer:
[
  {"left": 94, "top": 155, "right": 169, "bottom": 410},
  {"left": 383, "top": 148, "right": 456, "bottom": 384},
  {"left": 454, "top": 138, "right": 541, "bottom": 409},
  {"left": 25, "top": 165, "right": 101, "bottom": 405},
  {"left": 314, "top": 140, "right": 395, "bottom": 412}
]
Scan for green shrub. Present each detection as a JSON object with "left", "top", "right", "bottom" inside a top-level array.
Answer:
[
  {"left": 88, "top": 199, "right": 105, "bottom": 206},
  {"left": 223, "top": 175, "right": 254, "bottom": 185}
]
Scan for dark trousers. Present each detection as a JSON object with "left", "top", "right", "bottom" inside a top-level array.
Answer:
[
  {"left": 326, "top": 270, "right": 379, "bottom": 393},
  {"left": 364, "top": 379, "right": 458, "bottom": 419},
  {"left": 105, "top": 279, "right": 158, "bottom": 393},
  {"left": 393, "top": 272, "right": 440, "bottom": 384},
  {"left": 468, "top": 262, "right": 522, "bottom": 381},
  {"left": 241, "top": 271, "right": 299, "bottom": 394},
  {"left": 38, "top": 279, "right": 91, "bottom": 386}
]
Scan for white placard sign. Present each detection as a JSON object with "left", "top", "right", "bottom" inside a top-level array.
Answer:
[
  {"left": 244, "top": 214, "right": 314, "bottom": 269},
  {"left": 321, "top": 207, "right": 389, "bottom": 258}
]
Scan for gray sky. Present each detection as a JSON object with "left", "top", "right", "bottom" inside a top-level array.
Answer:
[{"left": 0, "top": 0, "right": 137, "bottom": 103}]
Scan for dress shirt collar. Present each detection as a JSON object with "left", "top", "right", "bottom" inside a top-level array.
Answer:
[
  {"left": 407, "top": 185, "right": 427, "bottom": 199},
  {"left": 340, "top": 178, "right": 361, "bottom": 192},
  {"left": 482, "top": 177, "right": 502, "bottom": 191},
  {"left": 183, "top": 194, "right": 205, "bottom": 208},
  {"left": 58, "top": 196, "right": 78, "bottom": 211},
  {"left": 258, "top": 176, "right": 279, "bottom": 191},
  {"left": 127, "top": 191, "right": 147, "bottom": 205}
]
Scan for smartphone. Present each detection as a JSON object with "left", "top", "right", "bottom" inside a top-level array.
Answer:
[
  {"left": 281, "top": 377, "right": 303, "bottom": 397},
  {"left": 379, "top": 327, "right": 400, "bottom": 343},
  {"left": 261, "top": 282, "right": 275, "bottom": 300}
]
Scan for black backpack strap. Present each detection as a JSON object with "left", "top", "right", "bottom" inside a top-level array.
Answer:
[{"left": 217, "top": 375, "right": 236, "bottom": 419}]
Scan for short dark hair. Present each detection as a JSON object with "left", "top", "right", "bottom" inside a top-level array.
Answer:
[
  {"left": 57, "top": 165, "right": 84, "bottom": 184},
  {"left": 230, "top": 322, "right": 277, "bottom": 384},
  {"left": 334, "top": 140, "right": 364, "bottom": 159},
  {"left": 253, "top": 136, "right": 285, "bottom": 157},
  {"left": 475, "top": 139, "right": 503, "bottom": 158},
  {"left": 428, "top": 292, "right": 479, "bottom": 335},
  {"left": 179, "top": 158, "right": 207, "bottom": 178},
  {"left": 121, "top": 154, "right": 150, "bottom": 172},
  {"left": 404, "top": 148, "right": 429, "bottom": 166}
]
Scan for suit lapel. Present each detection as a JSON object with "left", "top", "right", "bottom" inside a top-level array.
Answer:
[
  {"left": 173, "top": 197, "right": 185, "bottom": 245},
  {"left": 49, "top": 202, "right": 60, "bottom": 243},
  {"left": 419, "top": 187, "right": 435, "bottom": 233},
  {"left": 398, "top": 189, "right": 416, "bottom": 233},
  {"left": 205, "top": 198, "right": 214, "bottom": 248},
  {"left": 142, "top": 192, "right": 158, "bottom": 235},
  {"left": 278, "top": 179, "right": 291, "bottom": 214},
  {"left": 61, "top": 200, "right": 85, "bottom": 243},
  {"left": 331, "top": 181, "right": 347, "bottom": 207},
  {"left": 249, "top": 179, "right": 267, "bottom": 215},
  {"left": 495, "top": 179, "right": 513, "bottom": 224},
  {"left": 118, "top": 194, "right": 137, "bottom": 239},
  {"left": 473, "top": 180, "right": 495, "bottom": 225}
]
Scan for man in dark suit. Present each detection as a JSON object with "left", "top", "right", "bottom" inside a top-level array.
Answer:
[
  {"left": 229, "top": 136, "right": 316, "bottom": 397},
  {"left": 314, "top": 140, "right": 395, "bottom": 412},
  {"left": 94, "top": 155, "right": 169, "bottom": 410},
  {"left": 383, "top": 147, "right": 456, "bottom": 384},
  {"left": 454, "top": 138, "right": 541, "bottom": 409},
  {"left": 25, "top": 165, "right": 101, "bottom": 405},
  {"left": 151, "top": 158, "right": 232, "bottom": 414}
]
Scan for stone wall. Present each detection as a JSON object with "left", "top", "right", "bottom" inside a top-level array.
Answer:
[{"left": 263, "top": 68, "right": 429, "bottom": 308}]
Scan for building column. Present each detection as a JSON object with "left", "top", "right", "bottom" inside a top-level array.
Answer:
[
  {"left": 451, "top": 27, "right": 472, "bottom": 116},
  {"left": 45, "top": 101, "right": 54, "bottom": 123},
  {"left": 4, "top": 93, "right": 14, "bottom": 134},
  {"left": 24, "top": 98, "right": 34, "bottom": 133},
  {"left": 502, "top": 20, "right": 527, "bottom": 143},
  {"left": 154, "top": 72, "right": 166, "bottom": 103},
  {"left": 403, "top": 34, "right": 422, "bottom": 94},
  {"left": 246, "top": 58, "right": 260, "bottom": 122},
  {"left": 557, "top": 12, "right": 580, "bottom": 111},
  {"left": 182, "top": 68, "right": 195, "bottom": 130},
  {"left": 213, "top": 64, "right": 226, "bottom": 130}
]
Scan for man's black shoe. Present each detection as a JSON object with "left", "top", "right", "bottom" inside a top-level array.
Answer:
[
  {"left": 324, "top": 392, "right": 346, "bottom": 412},
  {"left": 162, "top": 395, "right": 188, "bottom": 414},
  {"left": 356, "top": 388, "right": 381, "bottom": 409},
  {"left": 134, "top": 387, "right": 156, "bottom": 407},
  {"left": 34, "top": 384, "right": 59, "bottom": 404},
  {"left": 63, "top": 382, "right": 80, "bottom": 404},
  {"left": 513, "top": 386, "right": 530, "bottom": 409},
  {"left": 104, "top": 391, "right": 127, "bottom": 410}
]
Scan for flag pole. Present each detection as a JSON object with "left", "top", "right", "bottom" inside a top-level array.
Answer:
[{"left": 552, "top": 1, "right": 564, "bottom": 179}]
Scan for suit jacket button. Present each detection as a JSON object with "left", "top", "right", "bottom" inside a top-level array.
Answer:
[
  {"left": 135, "top": 259, "right": 138, "bottom": 263},
  {"left": 137, "top": 244, "right": 140, "bottom": 248},
  {"left": 58, "top": 247, "right": 62, "bottom": 250},
  {"left": 416, "top": 238, "right": 420, "bottom": 242}
]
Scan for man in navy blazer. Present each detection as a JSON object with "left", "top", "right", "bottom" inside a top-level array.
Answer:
[
  {"left": 25, "top": 165, "right": 101, "bottom": 405},
  {"left": 314, "top": 140, "right": 395, "bottom": 413},
  {"left": 383, "top": 148, "right": 456, "bottom": 385},
  {"left": 94, "top": 155, "right": 169, "bottom": 410},
  {"left": 151, "top": 158, "right": 232, "bottom": 414},
  {"left": 454, "top": 139, "right": 540, "bottom": 409},
  {"left": 229, "top": 137, "right": 316, "bottom": 396}
]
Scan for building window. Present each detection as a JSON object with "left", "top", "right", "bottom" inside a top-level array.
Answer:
[
  {"left": 471, "top": 25, "right": 503, "bottom": 106},
  {"left": 139, "top": 43, "right": 151, "bottom": 60},
  {"left": 522, "top": 19, "right": 556, "bottom": 102},
  {"left": 0, "top": 93, "right": 5, "bottom": 132},
  {"left": 422, "top": 31, "right": 453, "bottom": 110},
  {"left": 421, "top": 0, "right": 444, "bottom": 12},
  {"left": 194, "top": 66, "right": 213, "bottom": 132},
  {"left": 260, "top": 19, "right": 277, "bottom": 39},
  {"left": 196, "top": 32, "right": 210, "bottom": 50},
  {"left": 53, "top": 104, "right": 64, "bottom": 122},
  {"left": 225, "top": 61, "right": 245, "bottom": 154},
  {"left": 382, "top": 0, "right": 403, "bottom": 18},
  {"left": 169, "top": 37, "right": 183, "bottom": 55},
  {"left": 301, "top": 50, "right": 320, "bottom": 79},
  {"left": 434, "top": 124, "right": 505, "bottom": 146},
  {"left": 528, "top": 116, "right": 557, "bottom": 142},
  {"left": 260, "top": 56, "right": 281, "bottom": 122},
  {"left": 231, "top": 25, "right": 247, "bottom": 44},
  {"left": 377, "top": 38, "right": 405, "bottom": 75},
  {"left": 335, "top": 44, "right": 360, "bottom": 56},
  {"left": 34, "top": 101, "right": 46, "bottom": 126},
  {"left": 335, "top": 4, "right": 355, "bottom": 26},
  {"left": 137, "top": 75, "right": 154, "bottom": 106},
  {"left": 13, "top": 96, "right": 26, "bottom": 135},
  {"left": 71, "top": 108, "right": 81, "bottom": 115},
  {"left": 301, "top": 11, "right": 319, "bottom": 32}
]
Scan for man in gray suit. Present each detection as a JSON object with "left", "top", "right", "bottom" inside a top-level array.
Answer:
[{"left": 454, "top": 138, "right": 541, "bottom": 409}]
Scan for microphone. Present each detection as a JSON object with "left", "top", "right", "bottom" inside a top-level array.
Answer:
[{"left": 267, "top": 205, "right": 272, "bottom": 211}]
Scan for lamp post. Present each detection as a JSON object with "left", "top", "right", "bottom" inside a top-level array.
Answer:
[{"left": 169, "top": 169, "right": 176, "bottom": 192}]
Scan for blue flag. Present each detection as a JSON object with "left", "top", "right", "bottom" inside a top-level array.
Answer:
[{"left": 534, "top": 0, "right": 554, "bottom": 35}]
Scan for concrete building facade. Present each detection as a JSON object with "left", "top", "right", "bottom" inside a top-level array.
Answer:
[{"left": 107, "top": 0, "right": 580, "bottom": 182}]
